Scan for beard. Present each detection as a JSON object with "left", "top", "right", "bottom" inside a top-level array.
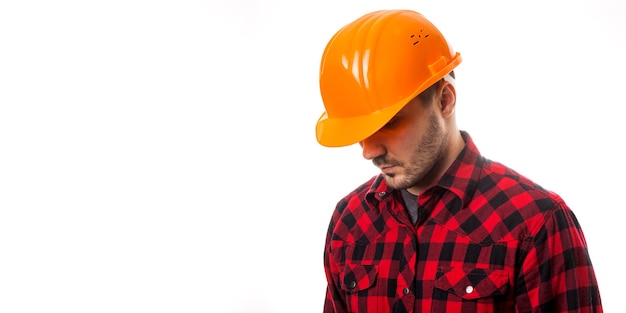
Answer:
[{"left": 375, "top": 112, "right": 447, "bottom": 190}]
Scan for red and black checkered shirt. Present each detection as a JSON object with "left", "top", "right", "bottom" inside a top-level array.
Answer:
[{"left": 323, "top": 132, "right": 602, "bottom": 313}]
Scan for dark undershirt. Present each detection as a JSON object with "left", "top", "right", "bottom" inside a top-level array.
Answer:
[{"left": 400, "top": 189, "right": 419, "bottom": 225}]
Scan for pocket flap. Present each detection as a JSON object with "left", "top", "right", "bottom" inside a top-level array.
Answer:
[
  {"left": 340, "top": 263, "right": 378, "bottom": 293},
  {"left": 434, "top": 267, "right": 509, "bottom": 300}
]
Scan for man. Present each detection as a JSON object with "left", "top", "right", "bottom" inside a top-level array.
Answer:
[{"left": 315, "top": 9, "right": 603, "bottom": 313}]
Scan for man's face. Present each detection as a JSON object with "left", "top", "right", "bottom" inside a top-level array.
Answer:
[{"left": 359, "top": 95, "right": 447, "bottom": 193}]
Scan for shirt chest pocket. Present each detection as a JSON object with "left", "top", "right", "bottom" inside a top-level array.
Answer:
[
  {"left": 339, "top": 263, "right": 384, "bottom": 313},
  {"left": 331, "top": 240, "right": 381, "bottom": 294},
  {"left": 340, "top": 263, "right": 378, "bottom": 293},
  {"left": 432, "top": 267, "right": 510, "bottom": 313}
]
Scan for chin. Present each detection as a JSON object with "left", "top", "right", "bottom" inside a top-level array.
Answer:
[{"left": 383, "top": 175, "right": 412, "bottom": 190}]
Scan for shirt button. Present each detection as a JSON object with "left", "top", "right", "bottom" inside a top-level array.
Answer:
[
  {"left": 348, "top": 281, "right": 357, "bottom": 289},
  {"left": 378, "top": 192, "right": 386, "bottom": 197},
  {"left": 403, "top": 288, "right": 410, "bottom": 295},
  {"left": 465, "top": 286, "right": 474, "bottom": 294}
]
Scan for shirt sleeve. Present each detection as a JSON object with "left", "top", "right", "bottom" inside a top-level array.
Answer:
[
  {"left": 323, "top": 216, "right": 347, "bottom": 313},
  {"left": 515, "top": 201, "right": 603, "bottom": 312},
  {"left": 324, "top": 285, "right": 344, "bottom": 313}
]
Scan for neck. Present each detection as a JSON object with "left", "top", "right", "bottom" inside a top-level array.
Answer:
[{"left": 406, "top": 128, "right": 465, "bottom": 195}]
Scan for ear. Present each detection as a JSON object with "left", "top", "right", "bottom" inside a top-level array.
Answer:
[{"left": 438, "top": 81, "right": 457, "bottom": 119}]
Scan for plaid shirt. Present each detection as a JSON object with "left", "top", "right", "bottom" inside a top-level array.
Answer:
[{"left": 323, "top": 132, "right": 602, "bottom": 313}]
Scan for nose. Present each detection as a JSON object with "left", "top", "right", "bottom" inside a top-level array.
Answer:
[{"left": 360, "top": 135, "right": 386, "bottom": 160}]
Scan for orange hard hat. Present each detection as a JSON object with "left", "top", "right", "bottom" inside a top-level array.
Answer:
[{"left": 315, "top": 10, "right": 462, "bottom": 147}]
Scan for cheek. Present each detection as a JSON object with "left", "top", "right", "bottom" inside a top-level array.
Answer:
[
  {"left": 386, "top": 130, "right": 419, "bottom": 155},
  {"left": 402, "top": 124, "right": 428, "bottom": 145}
]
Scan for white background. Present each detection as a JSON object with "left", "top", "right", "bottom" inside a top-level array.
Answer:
[{"left": 0, "top": 0, "right": 623, "bottom": 312}]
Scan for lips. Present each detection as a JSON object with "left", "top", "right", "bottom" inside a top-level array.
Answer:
[
  {"left": 374, "top": 158, "right": 399, "bottom": 174},
  {"left": 380, "top": 165, "right": 396, "bottom": 174}
]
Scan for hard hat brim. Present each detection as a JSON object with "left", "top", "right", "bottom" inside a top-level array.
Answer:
[{"left": 315, "top": 98, "right": 408, "bottom": 147}]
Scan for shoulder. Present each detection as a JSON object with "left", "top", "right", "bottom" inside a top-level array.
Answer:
[
  {"left": 470, "top": 158, "right": 569, "bottom": 239},
  {"left": 334, "top": 174, "right": 381, "bottom": 215},
  {"left": 327, "top": 175, "right": 387, "bottom": 240},
  {"left": 479, "top": 158, "right": 556, "bottom": 205}
]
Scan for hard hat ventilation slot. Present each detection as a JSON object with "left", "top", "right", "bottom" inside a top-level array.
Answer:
[{"left": 410, "top": 30, "right": 429, "bottom": 45}]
